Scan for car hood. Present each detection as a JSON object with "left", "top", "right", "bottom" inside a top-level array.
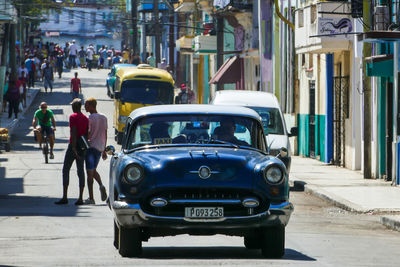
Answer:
[{"left": 133, "top": 146, "right": 268, "bottom": 189}]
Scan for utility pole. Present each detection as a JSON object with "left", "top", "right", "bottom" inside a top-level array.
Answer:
[
  {"left": 9, "top": 23, "right": 17, "bottom": 78},
  {"left": 363, "top": 0, "right": 372, "bottom": 178},
  {"left": 154, "top": 0, "right": 161, "bottom": 66},
  {"left": 131, "top": 0, "right": 138, "bottom": 52},
  {"left": 169, "top": 7, "right": 175, "bottom": 71},
  {"left": 216, "top": 16, "right": 224, "bottom": 91}
]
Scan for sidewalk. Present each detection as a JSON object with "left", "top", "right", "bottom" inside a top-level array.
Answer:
[
  {"left": 0, "top": 87, "right": 40, "bottom": 135},
  {"left": 290, "top": 155, "right": 400, "bottom": 232}
]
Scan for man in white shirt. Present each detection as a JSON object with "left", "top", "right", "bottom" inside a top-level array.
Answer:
[
  {"left": 18, "top": 63, "right": 28, "bottom": 78},
  {"left": 83, "top": 97, "right": 108, "bottom": 204},
  {"left": 86, "top": 45, "right": 94, "bottom": 71},
  {"left": 69, "top": 40, "right": 79, "bottom": 69}
]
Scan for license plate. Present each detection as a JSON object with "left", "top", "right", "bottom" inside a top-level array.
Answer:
[{"left": 185, "top": 207, "right": 224, "bottom": 218}]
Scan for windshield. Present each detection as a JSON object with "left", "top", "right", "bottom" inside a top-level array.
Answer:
[
  {"left": 126, "top": 114, "right": 264, "bottom": 150},
  {"left": 249, "top": 106, "right": 284, "bottom": 135},
  {"left": 121, "top": 80, "right": 174, "bottom": 104}
]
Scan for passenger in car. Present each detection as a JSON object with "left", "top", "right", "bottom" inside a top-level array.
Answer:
[
  {"left": 213, "top": 119, "right": 249, "bottom": 146},
  {"left": 149, "top": 122, "right": 171, "bottom": 144}
]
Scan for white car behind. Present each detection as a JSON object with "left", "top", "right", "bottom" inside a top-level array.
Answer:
[{"left": 211, "top": 90, "right": 297, "bottom": 171}]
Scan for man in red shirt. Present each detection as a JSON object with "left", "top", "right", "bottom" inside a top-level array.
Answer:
[
  {"left": 55, "top": 98, "right": 89, "bottom": 205},
  {"left": 70, "top": 72, "right": 81, "bottom": 100}
]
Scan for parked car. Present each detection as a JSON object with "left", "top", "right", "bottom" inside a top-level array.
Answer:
[
  {"left": 211, "top": 90, "right": 298, "bottom": 171},
  {"left": 106, "top": 64, "right": 136, "bottom": 98},
  {"left": 106, "top": 104, "right": 293, "bottom": 258}
]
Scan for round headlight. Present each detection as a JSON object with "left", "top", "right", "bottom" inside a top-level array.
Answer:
[
  {"left": 264, "top": 166, "right": 283, "bottom": 184},
  {"left": 124, "top": 164, "right": 144, "bottom": 184}
]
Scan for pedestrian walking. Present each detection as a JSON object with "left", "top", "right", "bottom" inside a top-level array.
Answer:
[
  {"left": 83, "top": 97, "right": 108, "bottom": 204},
  {"left": 25, "top": 55, "right": 35, "bottom": 88},
  {"left": 18, "top": 71, "right": 27, "bottom": 107},
  {"left": 63, "top": 42, "right": 70, "bottom": 69},
  {"left": 55, "top": 98, "right": 89, "bottom": 205},
  {"left": 41, "top": 59, "right": 54, "bottom": 93},
  {"left": 146, "top": 52, "right": 155, "bottom": 67},
  {"left": 70, "top": 72, "right": 81, "bottom": 100},
  {"left": 86, "top": 45, "right": 94, "bottom": 71},
  {"left": 69, "top": 40, "right": 78, "bottom": 69},
  {"left": 18, "top": 63, "right": 28, "bottom": 80},
  {"left": 56, "top": 51, "right": 64, "bottom": 78},
  {"left": 78, "top": 46, "right": 86, "bottom": 68},
  {"left": 6, "top": 74, "right": 21, "bottom": 119}
]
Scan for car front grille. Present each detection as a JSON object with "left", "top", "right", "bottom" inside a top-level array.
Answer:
[{"left": 141, "top": 188, "right": 269, "bottom": 217}]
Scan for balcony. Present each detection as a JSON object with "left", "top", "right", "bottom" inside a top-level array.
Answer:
[{"left": 295, "top": 1, "right": 352, "bottom": 54}]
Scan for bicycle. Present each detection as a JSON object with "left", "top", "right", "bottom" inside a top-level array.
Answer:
[{"left": 41, "top": 130, "right": 50, "bottom": 164}]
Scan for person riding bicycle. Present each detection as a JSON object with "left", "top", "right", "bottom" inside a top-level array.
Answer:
[{"left": 33, "top": 102, "right": 56, "bottom": 159}]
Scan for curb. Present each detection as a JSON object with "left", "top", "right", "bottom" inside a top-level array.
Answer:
[{"left": 381, "top": 216, "right": 400, "bottom": 232}]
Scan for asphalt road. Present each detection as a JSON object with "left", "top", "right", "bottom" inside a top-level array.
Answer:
[{"left": 1, "top": 69, "right": 400, "bottom": 266}]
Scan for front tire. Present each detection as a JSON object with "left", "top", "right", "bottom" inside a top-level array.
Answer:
[
  {"left": 118, "top": 226, "right": 142, "bottom": 257},
  {"left": 260, "top": 226, "right": 285, "bottom": 258},
  {"left": 114, "top": 220, "right": 119, "bottom": 249},
  {"left": 244, "top": 236, "right": 261, "bottom": 249}
]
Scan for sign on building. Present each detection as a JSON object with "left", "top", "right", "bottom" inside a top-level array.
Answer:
[{"left": 318, "top": 18, "right": 353, "bottom": 39}]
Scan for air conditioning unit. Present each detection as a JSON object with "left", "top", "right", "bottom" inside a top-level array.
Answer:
[
  {"left": 194, "top": 35, "right": 217, "bottom": 54},
  {"left": 375, "top": 5, "right": 389, "bottom": 31}
]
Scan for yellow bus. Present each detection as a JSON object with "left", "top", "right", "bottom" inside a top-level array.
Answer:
[{"left": 113, "top": 65, "right": 175, "bottom": 144}]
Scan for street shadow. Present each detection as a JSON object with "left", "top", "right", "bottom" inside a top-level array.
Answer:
[
  {"left": 0, "top": 195, "right": 84, "bottom": 217},
  {"left": 139, "top": 247, "right": 315, "bottom": 261}
]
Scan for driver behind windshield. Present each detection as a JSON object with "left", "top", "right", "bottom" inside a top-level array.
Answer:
[{"left": 213, "top": 118, "right": 249, "bottom": 146}]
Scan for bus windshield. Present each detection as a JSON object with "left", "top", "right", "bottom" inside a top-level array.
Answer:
[{"left": 121, "top": 80, "right": 174, "bottom": 104}]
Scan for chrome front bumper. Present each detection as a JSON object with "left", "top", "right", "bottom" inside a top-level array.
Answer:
[{"left": 112, "top": 201, "right": 293, "bottom": 229}]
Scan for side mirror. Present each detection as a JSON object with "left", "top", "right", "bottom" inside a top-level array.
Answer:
[
  {"left": 105, "top": 145, "right": 116, "bottom": 155},
  {"left": 277, "top": 147, "right": 288, "bottom": 158},
  {"left": 288, "top": 127, "right": 298, "bottom": 137},
  {"left": 114, "top": 91, "right": 121, "bottom": 99}
]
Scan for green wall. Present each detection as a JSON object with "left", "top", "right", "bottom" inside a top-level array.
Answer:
[{"left": 298, "top": 114, "right": 326, "bottom": 161}]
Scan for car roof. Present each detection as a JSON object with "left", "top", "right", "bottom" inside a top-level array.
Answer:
[
  {"left": 129, "top": 104, "right": 262, "bottom": 121},
  {"left": 113, "top": 64, "right": 136, "bottom": 70},
  {"left": 212, "top": 90, "right": 280, "bottom": 109},
  {"left": 116, "top": 66, "right": 174, "bottom": 83}
]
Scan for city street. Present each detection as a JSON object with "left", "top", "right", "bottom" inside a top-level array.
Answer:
[{"left": 0, "top": 69, "right": 399, "bottom": 266}]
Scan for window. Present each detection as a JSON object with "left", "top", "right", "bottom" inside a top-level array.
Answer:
[
  {"left": 127, "top": 115, "right": 259, "bottom": 149},
  {"left": 91, "top": 12, "right": 96, "bottom": 26},
  {"left": 69, "top": 10, "right": 74, "bottom": 24},
  {"left": 54, "top": 13, "right": 60, "bottom": 24},
  {"left": 298, "top": 9, "right": 304, "bottom": 28},
  {"left": 80, "top": 11, "right": 85, "bottom": 24},
  {"left": 310, "top": 5, "right": 317, "bottom": 24}
]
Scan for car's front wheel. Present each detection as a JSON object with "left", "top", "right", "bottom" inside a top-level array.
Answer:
[
  {"left": 118, "top": 225, "right": 142, "bottom": 257},
  {"left": 113, "top": 220, "right": 119, "bottom": 249},
  {"left": 244, "top": 236, "right": 261, "bottom": 249},
  {"left": 260, "top": 225, "right": 285, "bottom": 258}
]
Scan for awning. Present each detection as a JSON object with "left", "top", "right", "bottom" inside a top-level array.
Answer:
[
  {"left": 358, "top": 31, "right": 400, "bottom": 43},
  {"left": 209, "top": 56, "right": 241, "bottom": 84}
]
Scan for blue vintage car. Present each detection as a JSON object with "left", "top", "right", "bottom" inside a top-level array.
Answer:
[{"left": 107, "top": 104, "right": 293, "bottom": 258}]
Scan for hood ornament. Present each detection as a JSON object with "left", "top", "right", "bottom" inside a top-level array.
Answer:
[{"left": 190, "top": 166, "right": 220, "bottom": 179}]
